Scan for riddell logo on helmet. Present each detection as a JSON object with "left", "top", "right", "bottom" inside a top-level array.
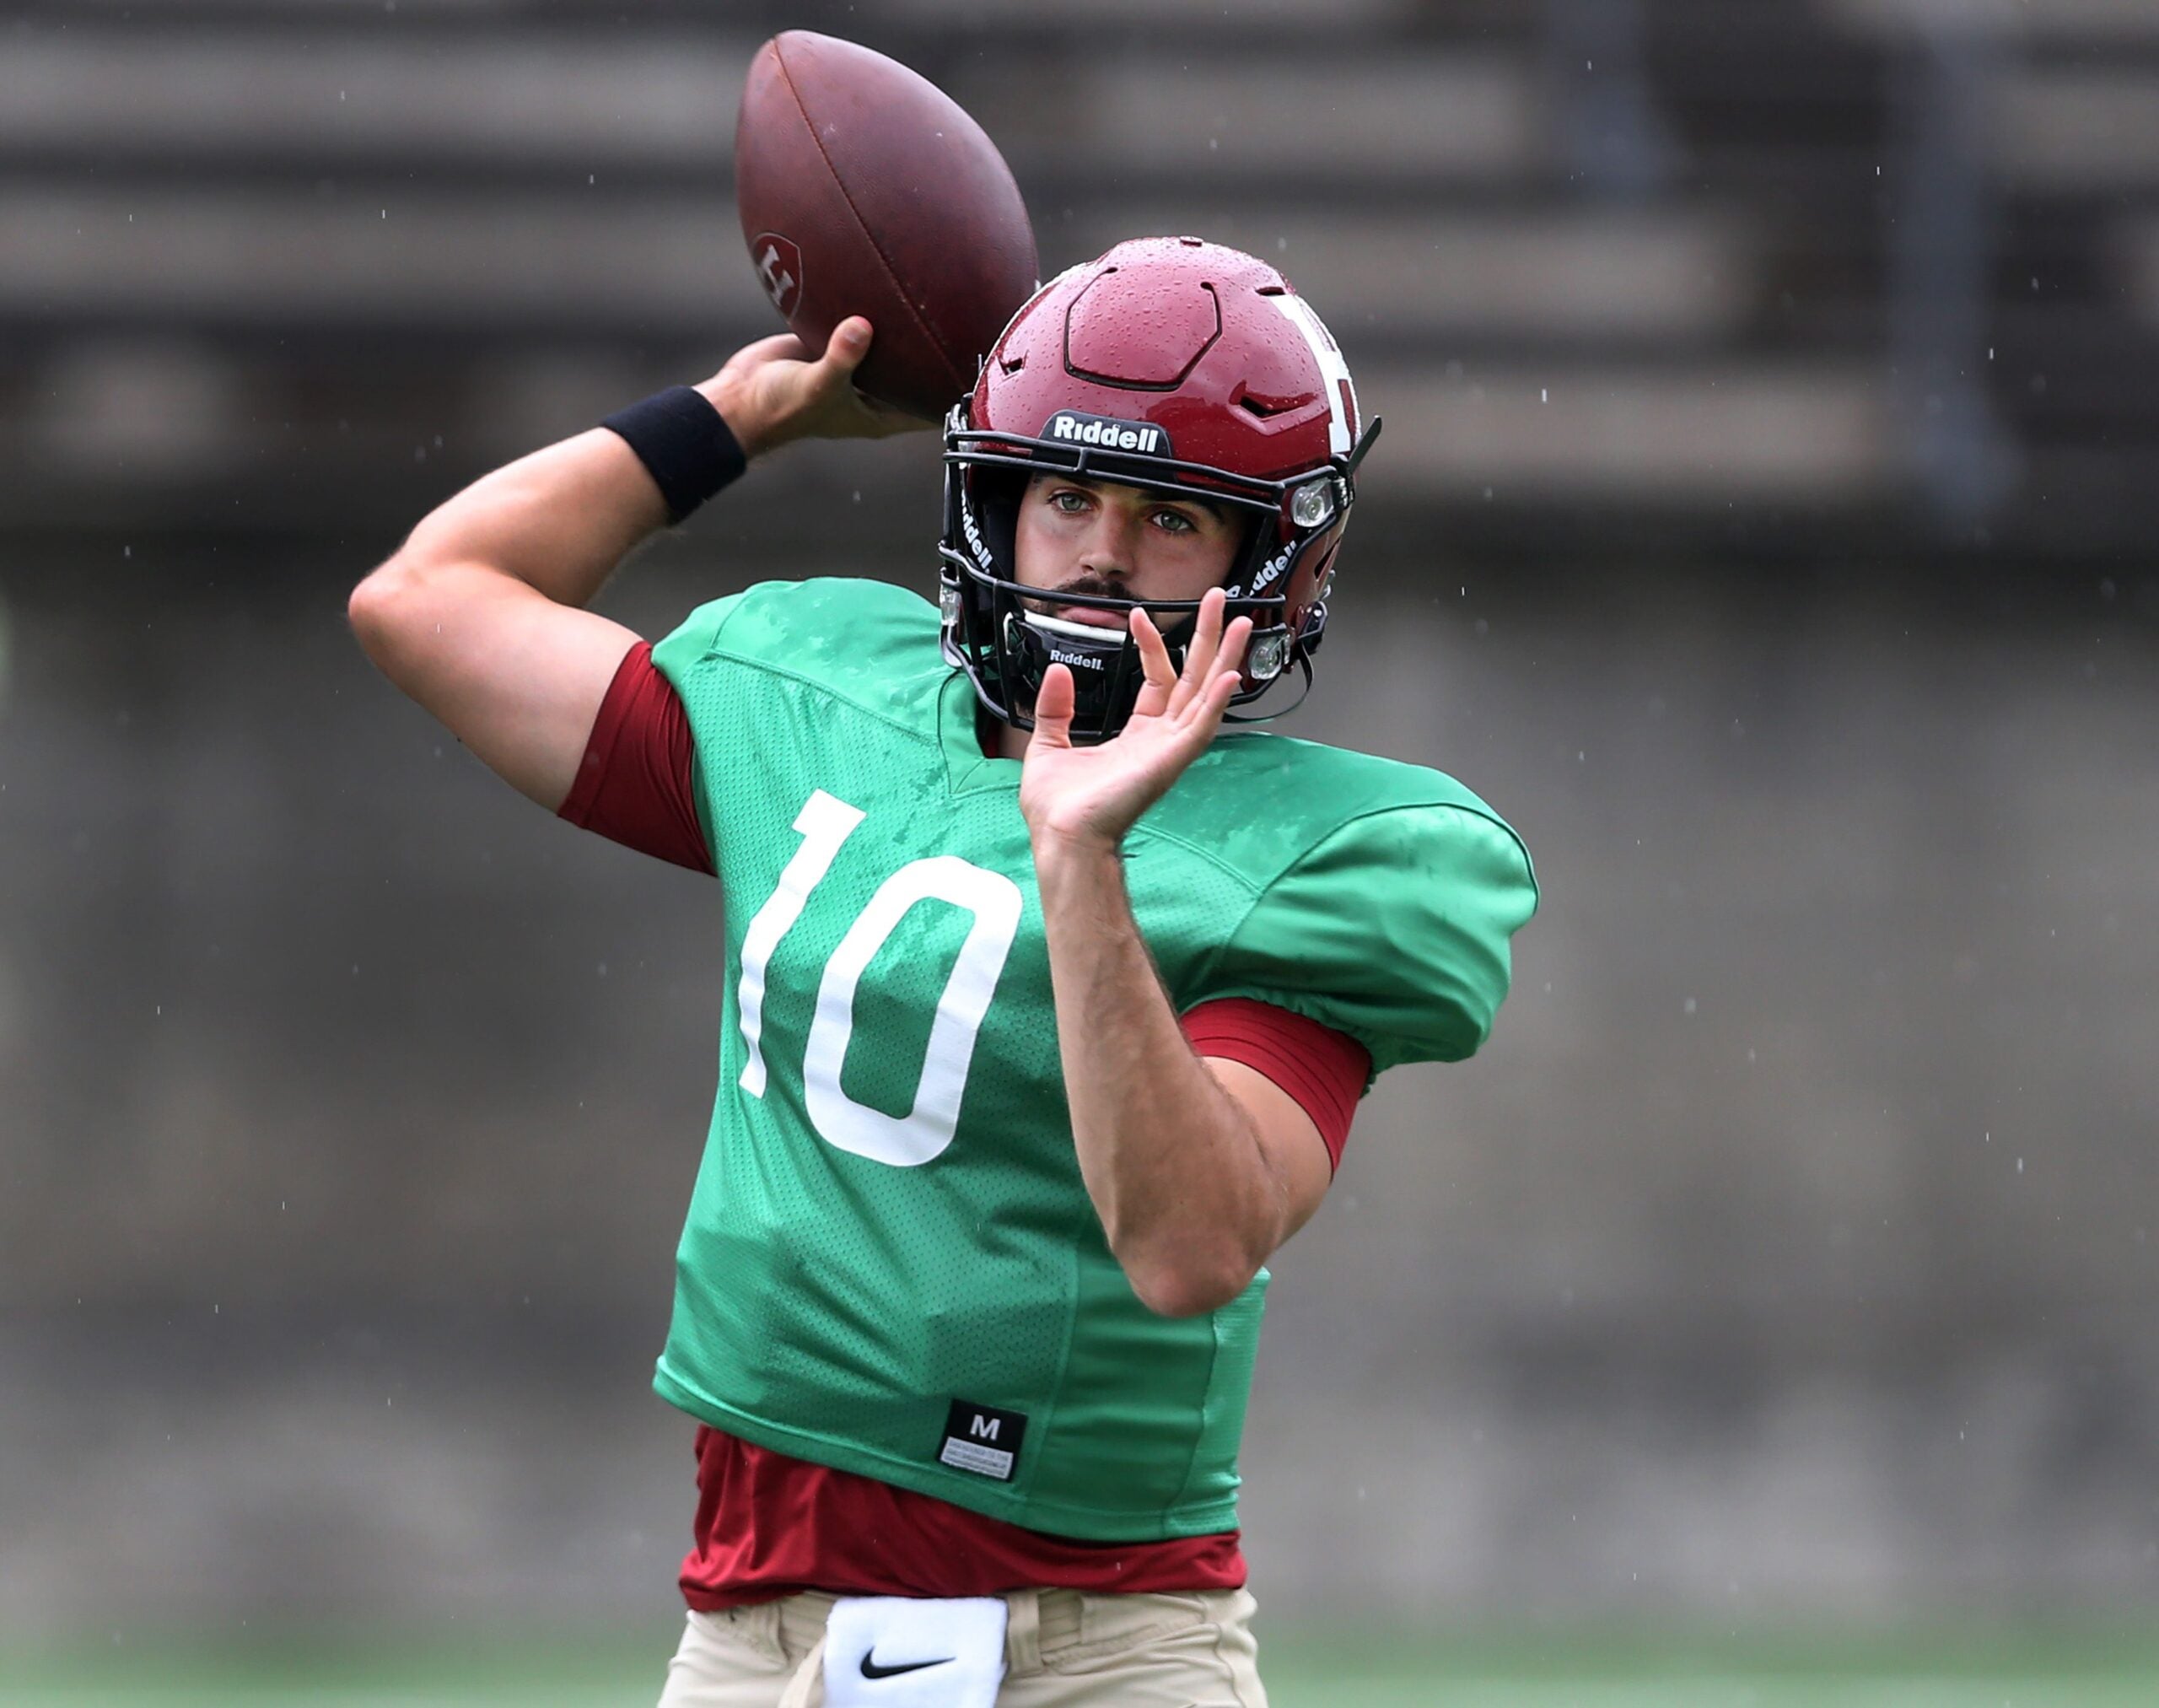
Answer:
[
  {"left": 1043, "top": 412, "right": 1171, "bottom": 456},
  {"left": 1248, "top": 547, "right": 1294, "bottom": 595},
  {"left": 1049, "top": 648, "right": 1106, "bottom": 671}
]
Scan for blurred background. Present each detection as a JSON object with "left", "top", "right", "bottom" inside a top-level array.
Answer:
[{"left": 3, "top": 0, "right": 2156, "bottom": 1701}]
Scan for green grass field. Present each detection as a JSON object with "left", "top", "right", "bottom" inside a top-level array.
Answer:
[{"left": 9, "top": 1630, "right": 2158, "bottom": 1707}]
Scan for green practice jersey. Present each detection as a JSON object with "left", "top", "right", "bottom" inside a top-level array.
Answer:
[{"left": 649, "top": 578, "right": 1537, "bottom": 1540}]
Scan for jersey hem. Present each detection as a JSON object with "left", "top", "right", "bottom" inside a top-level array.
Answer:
[{"left": 652, "top": 1359, "right": 1242, "bottom": 1544}]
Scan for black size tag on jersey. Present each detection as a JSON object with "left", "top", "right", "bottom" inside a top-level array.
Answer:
[{"left": 936, "top": 1398, "right": 1027, "bottom": 1482}]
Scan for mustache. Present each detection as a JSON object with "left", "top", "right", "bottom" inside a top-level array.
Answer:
[{"left": 1050, "top": 573, "right": 1124, "bottom": 604}]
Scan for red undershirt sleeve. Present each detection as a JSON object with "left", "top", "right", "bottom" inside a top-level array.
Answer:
[
  {"left": 557, "top": 641, "right": 713, "bottom": 876},
  {"left": 1181, "top": 997, "right": 1370, "bottom": 1173}
]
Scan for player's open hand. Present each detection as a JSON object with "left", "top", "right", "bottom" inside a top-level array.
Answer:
[
  {"left": 696, "top": 318, "right": 929, "bottom": 459},
  {"left": 1020, "top": 588, "right": 1252, "bottom": 857}
]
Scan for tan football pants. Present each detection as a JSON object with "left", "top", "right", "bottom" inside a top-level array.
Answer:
[{"left": 657, "top": 1587, "right": 1268, "bottom": 1707}]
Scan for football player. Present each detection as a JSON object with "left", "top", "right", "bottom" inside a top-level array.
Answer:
[{"left": 349, "top": 238, "right": 1537, "bottom": 1707}]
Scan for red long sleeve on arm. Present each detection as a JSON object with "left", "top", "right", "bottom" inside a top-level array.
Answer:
[
  {"left": 557, "top": 641, "right": 713, "bottom": 875},
  {"left": 1182, "top": 997, "right": 1370, "bottom": 1172}
]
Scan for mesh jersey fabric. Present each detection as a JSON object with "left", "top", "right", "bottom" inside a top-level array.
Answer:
[
  {"left": 556, "top": 643, "right": 1365, "bottom": 1603},
  {"left": 648, "top": 578, "right": 1537, "bottom": 1541},
  {"left": 558, "top": 640, "right": 1368, "bottom": 1161}
]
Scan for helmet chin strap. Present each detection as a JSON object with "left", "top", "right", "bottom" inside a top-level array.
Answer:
[{"left": 1001, "top": 606, "right": 1197, "bottom": 744}]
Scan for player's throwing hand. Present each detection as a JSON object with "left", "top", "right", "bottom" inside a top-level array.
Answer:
[
  {"left": 696, "top": 317, "right": 929, "bottom": 459},
  {"left": 1019, "top": 588, "right": 1254, "bottom": 854}
]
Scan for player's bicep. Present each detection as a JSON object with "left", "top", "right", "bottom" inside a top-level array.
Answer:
[
  {"left": 1203, "top": 1058, "right": 1334, "bottom": 1249},
  {"left": 349, "top": 558, "right": 639, "bottom": 811}
]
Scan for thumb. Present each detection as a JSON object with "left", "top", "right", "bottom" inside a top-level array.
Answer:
[
  {"left": 1031, "top": 663, "right": 1076, "bottom": 749},
  {"left": 820, "top": 316, "right": 873, "bottom": 378}
]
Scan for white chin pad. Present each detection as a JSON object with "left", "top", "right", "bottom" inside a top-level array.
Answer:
[
  {"left": 821, "top": 1595, "right": 1008, "bottom": 1708},
  {"left": 1028, "top": 610, "right": 1128, "bottom": 644}
]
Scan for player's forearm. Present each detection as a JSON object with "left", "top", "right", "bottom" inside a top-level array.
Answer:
[
  {"left": 386, "top": 428, "right": 673, "bottom": 611},
  {"left": 347, "top": 427, "right": 679, "bottom": 808},
  {"left": 1033, "top": 834, "right": 1289, "bottom": 1318},
  {"left": 353, "top": 369, "right": 791, "bottom": 695}
]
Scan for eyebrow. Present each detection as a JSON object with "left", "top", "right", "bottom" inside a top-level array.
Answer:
[
  {"left": 1140, "top": 486, "right": 1233, "bottom": 523},
  {"left": 1033, "top": 473, "right": 1234, "bottom": 525}
]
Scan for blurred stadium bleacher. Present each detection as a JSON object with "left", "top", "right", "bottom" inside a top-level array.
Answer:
[
  {"left": 3, "top": 0, "right": 2157, "bottom": 552},
  {"left": 4, "top": 0, "right": 2158, "bottom": 1673}
]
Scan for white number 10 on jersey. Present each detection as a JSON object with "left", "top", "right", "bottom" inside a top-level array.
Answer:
[{"left": 735, "top": 789, "right": 1023, "bottom": 1167}]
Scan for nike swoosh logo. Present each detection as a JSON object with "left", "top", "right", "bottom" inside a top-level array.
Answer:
[{"left": 859, "top": 1651, "right": 955, "bottom": 1680}]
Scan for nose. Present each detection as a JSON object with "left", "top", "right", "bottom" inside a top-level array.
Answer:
[{"left": 1074, "top": 506, "right": 1144, "bottom": 582}]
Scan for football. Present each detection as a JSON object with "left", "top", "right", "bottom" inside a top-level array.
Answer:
[{"left": 734, "top": 31, "right": 1040, "bottom": 422}]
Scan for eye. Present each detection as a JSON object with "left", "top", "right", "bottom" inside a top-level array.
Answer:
[
  {"left": 1151, "top": 508, "right": 1198, "bottom": 536},
  {"left": 1048, "top": 488, "right": 1091, "bottom": 514}
]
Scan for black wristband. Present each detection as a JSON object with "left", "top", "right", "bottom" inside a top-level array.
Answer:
[{"left": 600, "top": 386, "right": 747, "bottom": 523}]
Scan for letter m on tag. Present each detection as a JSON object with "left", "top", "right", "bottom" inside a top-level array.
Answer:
[{"left": 937, "top": 1398, "right": 1027, "bottom": 1482}]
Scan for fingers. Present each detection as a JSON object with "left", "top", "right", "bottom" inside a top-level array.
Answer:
[
  {"left": 1129, "top": 590, "right": 1252, "bottom": 730},
  {"left": 1184, "top": 618, "right": 1249, "bottom": 735},
  {"left": 1202, "top": 614, "right": 1252, "bottom": 716},
  {"left": 799, "top": 318, "right": 870, "bottom": 407},
  {"left": 1218, "top": 612, "right": 1252, "bottom": 678},
  {"left": 766, "top": 332, "right": 816, "bottom": 365},
  {"left": 805, "top": 319, "right": 873, "bottom": 416},
  {"left": 1166, "top": 590, "right": 1234, "bottom": 718},
  {"left": 808, "top": 320, "right": 940, "bottom": 438},
  {"left": 820, "top": 317, "right": 874, "bottom": 376},
  {"left": 1181, "top": 590, "right": 1226, "bottom": 709},
  {"left": 1128, "top": 607, "right": 1179, "bottom": 719},
  {"left": 1031, "top": 661, "right": 1076, "bottom": 749},
  {"left": 713, "top": 331, "right": 810, "bottom": 377},
  {"left": 1202, "top": 650, "right": 1246, "bottom": 719}
]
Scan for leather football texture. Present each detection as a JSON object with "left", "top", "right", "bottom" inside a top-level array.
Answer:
[{"left": 735, "top": 31, "right": 1039, "bottom": 422}]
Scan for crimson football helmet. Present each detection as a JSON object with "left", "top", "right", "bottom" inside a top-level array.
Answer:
[{"left": 940, "top": 235, "right": 1379, "bottom": 742}]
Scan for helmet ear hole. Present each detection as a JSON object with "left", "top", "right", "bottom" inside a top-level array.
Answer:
[{"left": 1306, "top": 536, "right": 1343, "bottom": 601}]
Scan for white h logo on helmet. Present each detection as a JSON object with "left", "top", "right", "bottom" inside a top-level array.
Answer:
[{"left": 1268, "top": 294, "right": 1358, "bottom": 456}]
